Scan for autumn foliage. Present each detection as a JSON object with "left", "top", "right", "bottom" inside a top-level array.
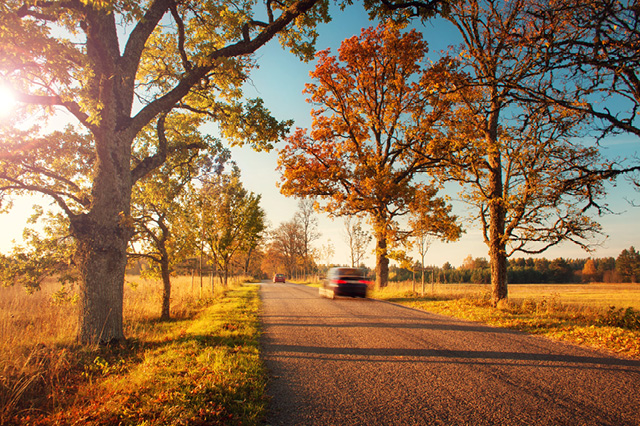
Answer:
[{"left": 278, "top": 23, "right": 460, "bottom": 287}]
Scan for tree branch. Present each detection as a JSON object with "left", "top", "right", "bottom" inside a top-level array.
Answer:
[
  {"left": 131, "top": 114, "right": 169, "bottom": 184},
  {"left": 169, "top": 0, "right": 192, "bottom": 72},
  {"left": 14, "top": 92, "right": 94, "bottom": 132},
  {"left": 129, "top": 0, "right": 321, "bottom": 136}
]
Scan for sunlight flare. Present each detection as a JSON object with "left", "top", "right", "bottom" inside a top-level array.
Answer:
[{"left": 0, "top": 83, "right": 16, "bottom": 117}]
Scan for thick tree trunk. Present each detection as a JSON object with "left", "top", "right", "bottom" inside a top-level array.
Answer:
[
  {"left": 375, "top": 230, "right": 389, "bottom": 288},
  {"left": 487, "top": 149, "right": 508, "bottom": 306},
  {"left": 72, "top": 214, "right": 129, "bottom": 344},
  {"left": 71, "top": 119, "right": 133, "bottom": 344}
]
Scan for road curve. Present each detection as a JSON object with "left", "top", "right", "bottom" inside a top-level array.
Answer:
[{"left": 259, "top": 282, "right": 640, "bottom": 426}]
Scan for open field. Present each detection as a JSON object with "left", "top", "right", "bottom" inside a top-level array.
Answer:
[
  {"left": 3, "top": 277, "right": 639, "bottom": 423},
  {"left": 371, "top": 281, "right": 640, "bottom": 359},
  {"left": 0, "top": 276, "right": 266, "bottom": 425},
  {"left": 378, "top": 281, "right": 640, "bottom": 310}
]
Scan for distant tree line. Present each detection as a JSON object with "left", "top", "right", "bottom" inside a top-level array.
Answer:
[
  {"left": 389, "top": 247, "right": 640, "bottom": 284},
  {"left": 260, "top": 199, "right": 321, "bottom": 280}
]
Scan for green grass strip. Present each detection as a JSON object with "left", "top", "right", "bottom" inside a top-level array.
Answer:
[{"left": 23, "top": 284, "right": 267, "bottom": 426}]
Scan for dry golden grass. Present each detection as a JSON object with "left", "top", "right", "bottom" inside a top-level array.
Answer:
[
  {"left": 0, "top": 274, "right": 244, "bottom": 424},
  {"left": 507, "top": 283, "right": 640, "bottom": 309},
  {"left": 0, "top": 275, "right": 225, "bottom": 357},
  {"left": 377, "top": 281, "right": 640, "bottom": 309},
  {"left": 1, "top": 278, "right": 78, "bottom": 372}
]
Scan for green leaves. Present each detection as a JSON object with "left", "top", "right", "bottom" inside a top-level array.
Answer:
[
  {"left": 198, "top": 166, "right": 266, "bottom": 285},
  {"left": 0, "top": 212, "right": 76, "bottom": 293}
]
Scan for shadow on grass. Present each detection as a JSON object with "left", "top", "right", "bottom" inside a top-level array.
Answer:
[{"left": 4, "top": 290, "right": 261, "bottom": 425}]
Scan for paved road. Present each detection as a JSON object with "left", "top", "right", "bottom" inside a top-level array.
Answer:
[{"left": 259, "top": 282, "right": 640, "bottom": 426}]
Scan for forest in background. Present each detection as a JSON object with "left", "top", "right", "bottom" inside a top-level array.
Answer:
[{"left": 386, "top": 247, "right": 640, "bottom": 285}]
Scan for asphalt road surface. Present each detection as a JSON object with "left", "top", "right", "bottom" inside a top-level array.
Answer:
[{"left": 259, "top": 281, "right": 640, "bottom": 426}]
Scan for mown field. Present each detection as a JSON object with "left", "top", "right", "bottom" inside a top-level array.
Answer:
[{"left": 379, "top": 281, "right": 640, "bottom": 309}]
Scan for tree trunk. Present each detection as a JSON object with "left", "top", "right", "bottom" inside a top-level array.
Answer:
[
  {"left": 375, "top": 230, "right": 389, "bottom": 288},
  {"left": 244, "top": 246, "right": 254, "bottom": 275},
  {"left": 160, "top": 256, "right": 171, "bottom": 320},
  {"left": 72, "top": 213, "right": 129, "bottom": 344},
  {"left": 487, "top": 147, "right": 508, "bottom": 306},
  {"left": 71, "top": 116, "right": 133, "bottom": 344}
]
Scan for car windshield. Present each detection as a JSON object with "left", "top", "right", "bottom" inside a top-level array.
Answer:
[{"left": 331, "top": 268, "right": 365, "bottom": 278}]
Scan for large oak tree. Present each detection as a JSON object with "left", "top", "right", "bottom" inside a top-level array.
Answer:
[
  {"left": 425, "top": 0, "right": 612, "bottom": 304},
  {"left": 0, "top": 0, "right": 333, "bottom": 344},
  {"left": 0, "top": 0, "right": 450, "bottom": 345},
  {"left": 278, "top": 23, "right": 461, "bottom": 287}
]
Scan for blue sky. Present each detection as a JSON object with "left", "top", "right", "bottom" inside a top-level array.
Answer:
[
  {"left": 230, "top": 2, "right": 640, "bottom": 268},
  {"left": 0, "top": 2, "right": 638, "bottom": 268}
]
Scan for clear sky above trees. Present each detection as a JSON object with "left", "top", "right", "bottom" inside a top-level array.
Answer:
[
  {"left": 0, "top": 1, "right": 637, "bottom": 270},
  {"left": 229, "top": 2, "right": 639, "bottom": 268}
]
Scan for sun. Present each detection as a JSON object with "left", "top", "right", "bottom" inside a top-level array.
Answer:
[{"left": 0, "top": 84, "right": 16, "bottom": 117}]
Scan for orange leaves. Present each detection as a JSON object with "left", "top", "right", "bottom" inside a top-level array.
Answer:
[{"left": 278, "top": 21, "right": 460, "bottom": 265}]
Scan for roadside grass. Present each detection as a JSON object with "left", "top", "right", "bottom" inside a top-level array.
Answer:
[
  {"left": 371, "top": 282, "right": 640, "bottom": 359},
  {"left": 1, "top": 277, "right": 266, "bottom": 426}
]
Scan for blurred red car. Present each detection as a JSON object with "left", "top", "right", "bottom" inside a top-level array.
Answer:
[
  {"left": 319, "top": 267, "right": 370, "bottom": 299},
  {"left": 273, "top": 273, "right": 286, "bottom": 283}
]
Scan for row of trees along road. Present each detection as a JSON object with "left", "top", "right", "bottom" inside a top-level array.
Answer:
[
  {"left": 0, "top": 0, "right": 446, "bottom": 344},
  {"left": 0, "top": 0, "right": 638, "bottom": 344},
  {"left": 279, "top": 1, "right": 640, "bottom": 305}
]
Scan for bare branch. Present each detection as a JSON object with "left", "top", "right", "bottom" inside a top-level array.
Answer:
[
  {"left": 131, "top": 114, "right": 169, "bottom": 184},
  {"left": 169, "top": 0, "right": 192, "bottom": 73}
]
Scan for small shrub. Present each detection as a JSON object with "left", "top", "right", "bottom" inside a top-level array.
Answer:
[{"left": 599, "top": 306, "right": 640, "bottom": 330}]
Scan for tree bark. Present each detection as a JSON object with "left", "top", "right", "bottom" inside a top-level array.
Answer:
[
  {"left": 72, "top": 213, "right": 129, "bottom": 344},
  {"left": 487, "top": 120, "right": 508, "bottom": 306},
  {"left": 375, "top": 229, "right": 389, "bottom": 288},
  {"left": 160, "top": 256, "right": 171, "bottom": 320}
]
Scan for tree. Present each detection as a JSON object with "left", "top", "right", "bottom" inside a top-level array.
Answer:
[
  {"left": 414, "top": 231, "right": 433, "bottom": 293},
  {"left": 320, "top": 240, "right": 335, "bottom": 273},
  {"left": 200, "top": 166, "right": 266, "bottom": 287},
  {"left": 616, "top": 247, "right": 640, "bottom": 283},
  {"left": 344, "top": 215, "right": 372, "bottom": 267},
  {"left": 294, "top": 198, "right": 320, "bottom": 274},
  {"left": 1, "top": 0, "right": 346, "bottom": 344},
  {"left": 581, "top": 259, "right": 598, "bottom": 283},
  {"left": 424, "top": 0, "right": 612, "bottom": 304},
  {"left": 127, "top": 114, "right": 228, "bottom": 319},
  {"left": 269, "top": 219, "right": 306, "bottom": 278},
  {"left": 279, "top": 23, "right": 460, "bottom": 287}
]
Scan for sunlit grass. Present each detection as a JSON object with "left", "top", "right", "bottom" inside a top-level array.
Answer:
[
  {"left": 371, "top": 281, "right": 640, "bottom": 359},
  {"left": 1, "top": 276, "right": 266, "bottom": 425}
]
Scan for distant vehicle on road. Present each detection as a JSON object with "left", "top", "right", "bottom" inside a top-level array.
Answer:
[
  {"left": 320, "top": 267, "right": 371, "bottom": 299},
  {"left": 273, "top": 273, "right": 286, "bottom": 283}
]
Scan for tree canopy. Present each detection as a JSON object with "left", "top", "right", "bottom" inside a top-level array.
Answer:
[
  {"left": 278, "top": 22, "right": 461, "bottom": 287},
  {"left": 199, "top": 166, "right": 266, "bottom": 287},
  {"left": 419, "top": 0, "right": 614, "bottom": 304},
  {"left": 0, "top": 0, "right": 453, "bottom": 345}
]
